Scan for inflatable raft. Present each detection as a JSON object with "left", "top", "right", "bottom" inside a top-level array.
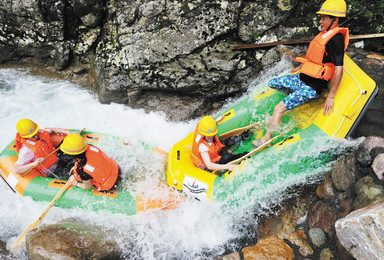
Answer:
[
  {"left": 166, "top": 54, "right": 378, "bottom": 202},
  {"left": 0, "top": 130, "right": 184, "bottom": 215}
]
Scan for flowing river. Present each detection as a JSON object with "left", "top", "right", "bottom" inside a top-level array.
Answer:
[{"left": 0, "top": 61, "right": 361, "bottom": 259}]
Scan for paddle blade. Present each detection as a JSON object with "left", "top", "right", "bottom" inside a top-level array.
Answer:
[
  {"left": 10, "top": 181, "right": 72, "bottom": 249},
  {"left": 153, "top": 147, "right": 168, "bottom": 155},
  {"left": 10, "top": 218, "right": 42, "bottom": 249}
]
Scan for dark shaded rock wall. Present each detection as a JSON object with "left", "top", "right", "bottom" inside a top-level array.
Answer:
[{"left": 0, "top": 0, "right": 383, "bottom": 123}]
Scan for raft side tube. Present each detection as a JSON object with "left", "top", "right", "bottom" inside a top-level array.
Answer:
[{"left": 314, "top": 54, "right": 377, "bottom": 138}]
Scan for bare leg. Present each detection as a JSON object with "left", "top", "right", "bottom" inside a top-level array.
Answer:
[{"left": 253, "top": 101, "right": 287, "bottom": 145}]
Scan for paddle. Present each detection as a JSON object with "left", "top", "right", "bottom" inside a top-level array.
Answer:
[
  {"left": 219, "top": 121, "right": 262, "bottom": 140},
  {"left": 212, "top": 133, "right": 283, "bottom": 176},
  {"left": 21, "top": 147, "right": 60, "bottom": 177},
  {"left": 227, "top": 134, "right": 282, "bottom": 165},
  {"left": 21, "top": 128, "right": 86, "bottom": 177},
  {"left": 10, "top": 181, "right": 72, "bottom": 249}
]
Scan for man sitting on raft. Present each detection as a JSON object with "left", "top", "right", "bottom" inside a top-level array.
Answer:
[
  {"left": 253, "top": 0, "right": 349, "bottom": 148},
  {"left": 59, "top": 134, "right": 119, "bottom": 191},
  {"left": 191, "top": 116, "right": 249, "bottom": 172}
]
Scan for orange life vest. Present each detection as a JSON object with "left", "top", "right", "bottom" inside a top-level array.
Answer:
[
  {"left": 72, "top": 145, "right": 119, "bottom": 191},
  {"left": 15, "top": 130, "right": 58, "bottom": 176},
  {"left": 294, "top": 27, "right": 349, "bottom": 81},
  {"left": 191, "top": 125, "right": 225, "bottom": 168}
]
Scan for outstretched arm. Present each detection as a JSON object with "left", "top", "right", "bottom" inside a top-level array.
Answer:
[
  {"left": 322, "top": 66, "right": 343, "bottom": 116},
  {"left": 14, "top": 158, "right": 44, "bottom": 175},
  {"left": 48, "top": 128, "right": 72, "bottom": 136},
  {"left": 201, "top": 152, "right": 236, "bottom": 172}
]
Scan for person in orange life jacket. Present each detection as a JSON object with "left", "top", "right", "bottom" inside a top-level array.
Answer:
[
  {"left": 253, "top": 0, "right": 349, "bottom": 148},
  {"left": 60, "top": 134, "right": 119, "bottom": 191},
  {"left": 14, "top": 119, "right": 72, "bottom": 176},
  {"left": 191, "top": 116, "right": 250, "bottom": 172}
]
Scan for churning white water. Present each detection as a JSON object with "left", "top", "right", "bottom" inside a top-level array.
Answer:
[{"left": 0, "top": 64, "right": 361, "bottom": 259}]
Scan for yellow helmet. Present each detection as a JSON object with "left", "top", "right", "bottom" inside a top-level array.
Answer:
[
  {"left": 198, "top": 116, "right": 218, "bottom": 136},
  {"left": 316, "top": 0, "right": 347, "bottom": 17},
  {"left": 60, "top": 134, "right": 87, "bottom": 155},
  {"left": 16, "top": 119, "right": 39, "bottom": 138}
]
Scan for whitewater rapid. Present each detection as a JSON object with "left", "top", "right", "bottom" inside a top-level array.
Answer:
[
  {"left": 0, "top": 68, "right": 245, "bottom": 259},
  {"left": 0, "top": 63, "right": 361, "bottom": 259}
]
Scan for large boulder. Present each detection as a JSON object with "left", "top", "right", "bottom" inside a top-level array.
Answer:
[
  {"left": 1, "top": 1, "right": 384, "bottom": 123},
  {"left": 91, "top": 0, "right": 258, "bottom": 120},
  {"left": 335, "top": 200, "right": 384, "bottom": 260},
  {"left": 26, "top": 219, "right": 122, "bottom": 260}
]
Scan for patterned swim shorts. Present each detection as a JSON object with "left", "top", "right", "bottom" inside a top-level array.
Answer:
[{"left": 268, "top": 73, "right": 319, "bottom": 110}]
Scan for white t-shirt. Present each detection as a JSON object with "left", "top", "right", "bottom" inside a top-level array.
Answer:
[
  {"left": 199, "top": 142, "right": 212, "bottom": 154},
  {"left": 15, "top": 130, "right": 57, "bottom": 175},
  {"left": 15, "top": 145, "right": 36, "bottom": 165},
  {"left": 15, "top": 143, "right": 57, "bottom": 175},
  {"left": 15, "top": 129, "right": 52, "bottom": 165}
]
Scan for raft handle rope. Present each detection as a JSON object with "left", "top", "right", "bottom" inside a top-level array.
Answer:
[
  {"left": 168, "top": 145, "right": 183, "bottom": 187},
  {"left": 331, "top": 66, "right": 367, "bottom": 136}
]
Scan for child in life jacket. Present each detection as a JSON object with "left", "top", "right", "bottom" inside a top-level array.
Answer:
[{"left": 191, "top": 116, "right": 250, "bottom": 172}]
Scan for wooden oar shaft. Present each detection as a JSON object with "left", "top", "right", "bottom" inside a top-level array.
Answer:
[
  {"left": 228, "top": 134, "right": 281, "bottom": 165},
  {"left": 10, "top": 181, "right": 72, "bottom": 249},
  {"left": 232, "top": 33, "right": 384, "bottom": 50},
  {"left": 219, "top": 121, "right": 262, "bottom": 140},
  {"left": 37, "top": 181, "right": 72, "bottom": 220}
]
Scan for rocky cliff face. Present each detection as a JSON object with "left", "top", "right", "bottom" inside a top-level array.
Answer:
[{"left": 1, "top": 0, "right": 383, "bottom": 122}]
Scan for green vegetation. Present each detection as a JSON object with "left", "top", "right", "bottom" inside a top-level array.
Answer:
[
  {"left": 347, "top": 0, "right": 384, "bottom": 32},
  {"left": 253, "top": 31, "right": 263, "bottom": 41},
  {"left": 219, "top": 83, "right": 227, "bottom": 91}
]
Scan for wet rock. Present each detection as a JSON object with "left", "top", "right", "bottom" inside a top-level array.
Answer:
[
  {"left": 330, "top": 154, "right": 357, "bottom": 191},
  {"left": 238, "top": 0, "right": 298, "bottom": 42},
  {"left": 257, "top": 209, "right": 296, "bottom": 240},
  {"left": 353, "top": 176, "right": 384, "bottom": 210},
  {"left": 132, "top": 92, "right": 207, "bottom": 121},
  {"left": 1, "top": 1, "right": 384, "bottom": 123},
  {"left": 222, "top": 251, "right": 241, "bottom": 260},
  {"left": 261, "top": 48, "right": 280, "bottom": 69},
  {"left": 337, "top": 197, "right": 353, "bottom": 219},
  {"left": 287, "top": 230, "right": 313, "bottom": 257},
  {"left": 372, "top": 153, "right": 384, "bottom": 180},
  {"left": 308, "top": 228, "right": 326, "bottom": 248},
  {"left": 335, "top": 201, "right": 384, "bottom": 260},
  {"left": 0, "top": 239, "right": 14, "bottom": 259},
  {"left": 335, "top": 236, "right": 354, "bottom": 260},
  {"left": 356, "top": 136, "right": 384, "bottom": 167},
  {"left": 26, "top": 219, "right": 121, "bottom": 260},
  {"left": 307, "top": 201, "right": 336, "bottom": 237},
  {"left": 319, "top": 248, "right": 334, "bottom": 260},
  {"left": 257, "top": 197, "right": 309, "bottom": 239},
  {"left": 242, "top": 235, "right": 294, "bottom": 260},
  {"left": 90, "top": 0, "right": 257, "bottom": 120},
  {"left": 316, "top": 174, "right": 335, "bottom": 201}
]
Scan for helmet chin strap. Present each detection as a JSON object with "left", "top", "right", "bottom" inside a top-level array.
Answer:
[{"left": 326, "top": 16, "right": 336, "bottom": 31}]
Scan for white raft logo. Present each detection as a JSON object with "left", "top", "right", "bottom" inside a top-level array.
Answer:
[{"left": 183, "top": 175, "right": 208, "bottom": 201}]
